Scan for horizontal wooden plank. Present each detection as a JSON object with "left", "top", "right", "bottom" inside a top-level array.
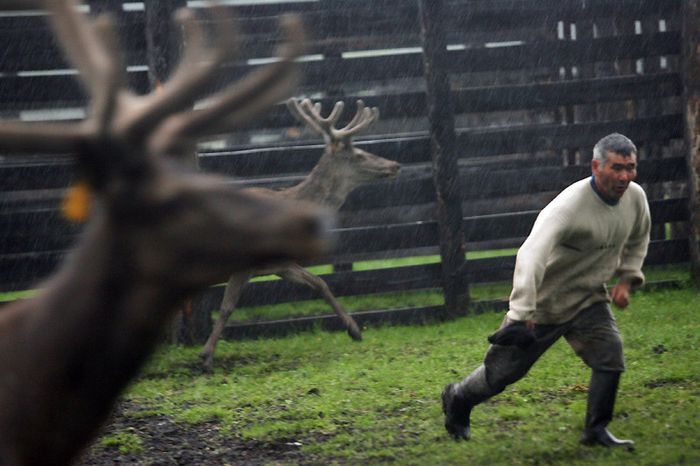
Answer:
[
  {"left": 0, "top": 113, "right": 684, "bottom": 193},
  {"left": 292, "top": 31, "right": 681, "bottom": 87},
  {"left": 0, "top": 32, "right": 682, "bottom": 109},
  {"left": 206, "top": 235, "right": 688, "bottom": 311},
  {"left": 0, "top": 0, "right": 679, "bottom": 71},
  {"left": 0, "top": 10, "right": 147, "bottom": 72},
  {"left": 342, "top": 156, "right": 687, "bottom": 210},
  {"left": 0, "top": 250, "right": 64, "bottom": 292},
  {"left": 644, "top": 238, "right": 690, "bottom": 265},
  {"left": 0, "top": 229, "right": 688, "bottom": 294},
  {"left": 0, "top": 72, "right": 149, "bottom": 108},
  {"left": 452, "top": 72, "right": 681, "bottom": 114},
  {"left": 214, "top": 72, "right": 683, "bottom": 130},
  {"left": 0, "top": 155, "right": 688, "bottom": 253},
  {"left": 196, "top": 114, "right": 682, "bottom": 177},
  {"left": 338, "top": 197, "right": 687, "bottom": 255}
]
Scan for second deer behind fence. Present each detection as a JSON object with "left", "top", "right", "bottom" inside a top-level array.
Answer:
[{"left": 199, "top": 98, "right": 401, "bottom": 371}]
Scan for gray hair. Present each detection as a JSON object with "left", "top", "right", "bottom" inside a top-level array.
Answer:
[{"left": 592, "top": 133, "right": 637, "bottom": 166}]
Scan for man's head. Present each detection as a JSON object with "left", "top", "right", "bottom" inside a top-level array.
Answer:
[{"left": 591, "top": 133, "right": 638, "bottom": 201}]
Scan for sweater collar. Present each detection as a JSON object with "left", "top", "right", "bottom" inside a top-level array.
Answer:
[{"left": 590, "top": 176, "right": 619, "bottom": 206}]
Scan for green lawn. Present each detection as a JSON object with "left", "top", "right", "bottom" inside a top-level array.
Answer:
[{"left": 94, "top": 280, "right": 700, "bottom": 465}]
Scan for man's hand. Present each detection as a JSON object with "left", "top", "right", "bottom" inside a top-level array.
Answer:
[{"left": 611, "top": 281, "right": 632, "bottom": 308}]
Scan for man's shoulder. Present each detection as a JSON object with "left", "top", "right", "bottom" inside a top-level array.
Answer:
[
  {"left": 539, "top": 179, "right": 589, "bottom": 221},
  {"left": 625, "top": 181, "right": 650, "bottom": 206},
  {"left": 548, "top": 178, "right": 592, "bottom": 207},
  {"left": 627, "top": 181, "right": 647, "bottom": 198}
]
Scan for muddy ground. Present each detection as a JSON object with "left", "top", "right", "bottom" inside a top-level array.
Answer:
[{"left": 78, "top": 402, "right": 316, "bottom": 466}]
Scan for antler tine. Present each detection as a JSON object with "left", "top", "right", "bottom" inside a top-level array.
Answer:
[
  {"left": 89, "top": 14, "right": 125, "bottom": 134},
  {"left": 286, "top": 98, "right": 326, "bottom": 136},
  {"left": 334, "top": 104, "right": 379, "bottom": 139},
  {"left": 126, "top": 2, "right": 239, "bottom": 139},
  {"left": 301, "top": 99, "right": 323, "bottom": 120},
  {"left": 339, "top": 99, "right": 366, "bottom": 131},
  {"left": 299, "top": 99, "right": 335, "bottom": 133},
  {"left": 325, "top": 101, "right": 345, "bottom": 126},
  {"left": 149, "top": 14, "right": 307, "bottom": 157},
  {"left": 302, "top": 100, "right": 344, "bottom": 127},
  {"left": 172, "top": 8, "right": 208, "bottom": 80},
  {"left": 43, "top": 0, "right": 118, "bottom": 98}
]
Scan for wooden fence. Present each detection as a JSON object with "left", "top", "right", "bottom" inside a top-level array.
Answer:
[{"left": 0, "top": 0, "right": 691, "bottom": 338}]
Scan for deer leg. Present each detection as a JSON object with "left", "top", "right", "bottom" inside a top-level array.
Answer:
[
  {"left": 277, "top": 264, "right": 362, "bottom": 341},
  {"left": 200, "top": 272, "right": 250, "bottom": 371}
]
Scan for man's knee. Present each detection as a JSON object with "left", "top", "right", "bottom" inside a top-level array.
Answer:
[{"left": 570, "top": 336, "right": 625, "bottom": 372}]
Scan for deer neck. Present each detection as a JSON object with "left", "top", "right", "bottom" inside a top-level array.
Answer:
[
  {"left": 0, "top": 211, "right": 186, "bottom": 466},
  {"left": 285, "top": 154, "right": 357, "bottom": 211}
]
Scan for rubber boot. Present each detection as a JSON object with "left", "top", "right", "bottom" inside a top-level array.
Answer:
[
  {"left": 441, "top": 365, "right": 493, "bottom": 441},
  {"left": 580, "top": 370, "right": 635, "bottom": 449}
]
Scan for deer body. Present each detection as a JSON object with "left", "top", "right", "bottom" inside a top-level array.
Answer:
[
  {"left": 0, "top": 2, "right": 325, "bottom": 464},
  {"left": 200, "top": 99, "right": 400, "bottom": 371},
  {"left": 0, "top": 217, "right": 186, "bottom": 466},
  {"left": 0, "top": 173, "right": 325, "bottom": 466}
]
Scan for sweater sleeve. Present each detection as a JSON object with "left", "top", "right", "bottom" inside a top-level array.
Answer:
[
  {"left": 616, "top": 190, "right": 651, "bottom": 288},
  {"left": 507, "top": 208, "right": 569, "bottom": 322}
]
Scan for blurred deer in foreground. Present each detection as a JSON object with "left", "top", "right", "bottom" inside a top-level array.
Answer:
[
  {"left": 199, "top": 98, "right": 401, "bottom": 371},
  {"left": 0, "top": 2, "right": 329, "bottom": 465}
]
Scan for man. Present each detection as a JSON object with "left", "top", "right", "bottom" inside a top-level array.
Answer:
[{"left": 442, "top": 133, "right": 651, "bottom": 448}]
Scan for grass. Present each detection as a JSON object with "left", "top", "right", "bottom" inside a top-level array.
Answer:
[
  {"left": 106, "top": 278, "right": 700, "bottom": 465},
  {"left": 98, "top": 432, "right": 144, "bottom": 455},
  {"left": 246, "top": 249, "right": 516, "bottom": 283}
]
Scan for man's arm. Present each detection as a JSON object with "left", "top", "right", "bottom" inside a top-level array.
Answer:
[{"left": 614, "top": 190, "right": 651, "bottom": 308}]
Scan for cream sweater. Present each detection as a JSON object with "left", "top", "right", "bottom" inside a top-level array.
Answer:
[{"left": 507, "top": 177, "right": 651, "bottom": 324}]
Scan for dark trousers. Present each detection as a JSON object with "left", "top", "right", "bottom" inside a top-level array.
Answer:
[{"left": 460, "top": 302, "right": 625, "bottom": 404}]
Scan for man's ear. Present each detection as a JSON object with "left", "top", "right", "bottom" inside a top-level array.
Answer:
[{"left": 591, "top": 158, "right": 600, "bottom": 173}]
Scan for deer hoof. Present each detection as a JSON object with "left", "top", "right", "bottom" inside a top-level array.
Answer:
[
  {"left": 199, "top": 352, "right": 214, "bottom": 373},
  {"left": 347, "top": 325, "right": 363, "bottom": 341}
]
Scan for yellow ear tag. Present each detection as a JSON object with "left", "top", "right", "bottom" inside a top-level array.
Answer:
[{"left": 62, "top": 181, "right": 92, "bottom": 223}]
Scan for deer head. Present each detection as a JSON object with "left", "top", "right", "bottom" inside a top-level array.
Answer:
[
  {"left": 288, "top": 98, "right": 400, "bottom": 179},
  {"left": 0, "top": 2, "right": 329, "bottom": 465},
  {"left": 284, "top": 98, "right": 400, "bottom": 209}
]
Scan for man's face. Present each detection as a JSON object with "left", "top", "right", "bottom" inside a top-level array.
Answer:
[{"left": 591, "top": 151, "right": 637, "bottom": 200}]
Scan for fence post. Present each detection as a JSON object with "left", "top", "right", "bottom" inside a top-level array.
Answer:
[
  {"left": 417, "top": 0, "right": 469, "bottom": 314},
  {"left": 144, "top": 0, "right": 186, "bottom": 90},
  {"left": 681, "top": 0, "right": 700, "bottom": 283},
  {"left": 142, "top": 1, "right": 210, "bottom": 343}
]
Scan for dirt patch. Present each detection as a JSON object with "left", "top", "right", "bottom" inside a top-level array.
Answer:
[{"left": 78, "top": 402, "right": 315, "bottom": 466}]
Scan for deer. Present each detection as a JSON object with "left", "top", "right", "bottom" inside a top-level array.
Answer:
[
  {"left": 0, "top": 2, "right": 331, "bottom": 465},
  {"left": 199, "top": 97, "right": 401, "bottom": 371}
]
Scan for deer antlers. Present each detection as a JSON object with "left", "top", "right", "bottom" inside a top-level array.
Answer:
[
  {"left": 286, "top": 98, "right": 380, "bottom": 144},
  {"left": 0, "top": 1, "right": 306, "bottom": 162}
]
